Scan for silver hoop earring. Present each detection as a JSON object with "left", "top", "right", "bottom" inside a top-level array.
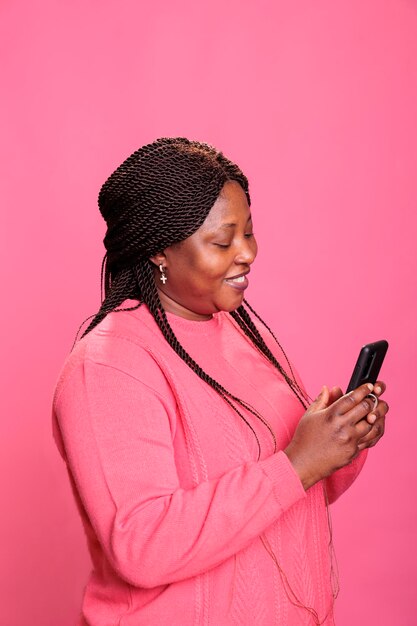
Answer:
[{"left": 159, "top": 264, "right": 167, "bottom": 284}]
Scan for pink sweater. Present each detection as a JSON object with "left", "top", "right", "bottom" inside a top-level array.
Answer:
[{"left": 53, "top": 301, "right": 366, "bottom": 625}]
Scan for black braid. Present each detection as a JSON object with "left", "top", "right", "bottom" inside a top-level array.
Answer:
[
  {"left": 231, "top": 302, "right": 310, "bottom": 409},
  {"left": 78, "top": 137, "right": 305, "bottom": 456},
  {"left": 135, "top": 259, "right": 276, "bottom": 459},
  {"left": 242, "top": 300, "right": 312, "bottom": 404},
  {"left": 80, "top": 267, "right": 140, "bottom": 337}
]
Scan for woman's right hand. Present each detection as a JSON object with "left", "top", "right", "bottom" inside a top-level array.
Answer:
[{"left": 284, "top": 383, "right": 379, "bottom": 490}]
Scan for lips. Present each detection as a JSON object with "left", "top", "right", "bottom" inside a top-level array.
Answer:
[{"left": 224, "top": 271, "right": 250, "bottom": 291}]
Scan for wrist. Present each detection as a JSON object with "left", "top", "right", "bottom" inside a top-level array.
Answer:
[{"left": 283, "top": 445, "right": 318, "bottom": 491}]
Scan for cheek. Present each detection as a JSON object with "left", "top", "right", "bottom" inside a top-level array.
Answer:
[
  {"left": 194, "top": 264, "right": 225, "bottom": 289},
  {"left": 167, "top": 244, "right": 232, "bottom": 294},
  {"left": 185, "top": 263, "right": 229, "bottom": 299},
  {"left": 170, "top": 259, "right": 217, "bottom": 293},
  {"left": 191, "top": 252, "right": 229, "bottom": 280}
]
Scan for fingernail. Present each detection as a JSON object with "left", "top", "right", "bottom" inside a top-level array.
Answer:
[
  {"left": 367, "top": 383, "right": 374, "bottom": 391},
  {"left": 375, "top": 385, "right": 382, "bottom": 394},
  {"left": 368, "top": 414, "right": 377, "bottom": 424}
]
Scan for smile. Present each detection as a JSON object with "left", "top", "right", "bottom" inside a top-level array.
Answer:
[{"left": 224, "top": 275, "right": 249, "bottom": 291}]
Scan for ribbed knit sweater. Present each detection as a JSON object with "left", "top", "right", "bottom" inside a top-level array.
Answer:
[{"left": 53, "top": 301, "right": 366, "bottom": 625}]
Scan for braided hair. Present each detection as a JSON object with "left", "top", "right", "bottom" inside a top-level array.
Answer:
[{"left": 81, "top": 137, "right": 308, "bottom": 458}]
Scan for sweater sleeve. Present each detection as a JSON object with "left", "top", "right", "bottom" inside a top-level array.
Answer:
[
  {"left": 53, "top": 354, "right": 306, "bottom": 589},
  {"left": 324, "top": 450, "right": 368, "bottom": 504}
]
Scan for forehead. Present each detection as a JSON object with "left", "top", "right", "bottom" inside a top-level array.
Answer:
[{"left": 200, "top": 181, "right": 251, "bottom": 232}]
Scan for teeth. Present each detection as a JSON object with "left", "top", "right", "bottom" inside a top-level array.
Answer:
[{"left": 231, "top": 276, "right": 245, "bottom": 283}]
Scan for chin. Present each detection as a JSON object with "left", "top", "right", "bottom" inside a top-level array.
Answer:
[{"left": 218, "top": 297, "right": 245, "bottom": 313}]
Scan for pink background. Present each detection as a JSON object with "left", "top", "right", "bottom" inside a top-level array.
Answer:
[{"left": 1, "top": 1, "right": 416, "bottom": 624}]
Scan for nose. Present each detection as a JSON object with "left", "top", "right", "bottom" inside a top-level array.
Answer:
[{"left": 234, "top": 236, "right": 258, "bottom": 265}]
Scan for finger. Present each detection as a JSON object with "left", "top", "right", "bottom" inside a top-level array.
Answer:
[
  {"left": 373, "top": 380, "right": 386, "bottom": 396},
  {"left": 333, "top": 400, "right": 374, "bottom": 426},
  {"left": 328, "top": 386, "right": 343, "bottom": 404},
  {"left": 308, "top": 385, "right": 330, "bottom": 412},
  {"left": 355, "top": 418, "right": 376, "bottom": 440},
  {"left": 331, "top": 383, "right": 375, "bottom": 419},
  {"left": 358, "top": 417, "right": 385, "bottom": 449},
  {"left": 366, "top": 400, "right": 389, "bottom": 425}
]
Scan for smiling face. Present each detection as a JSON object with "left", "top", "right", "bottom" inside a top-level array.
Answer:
[{"left": 150, "top": 180, "right": 258, "bottom": 320}]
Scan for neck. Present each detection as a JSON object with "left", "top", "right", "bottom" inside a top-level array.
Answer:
[{"left": 156, "top": 287, "right": 213, "bottom": 321}]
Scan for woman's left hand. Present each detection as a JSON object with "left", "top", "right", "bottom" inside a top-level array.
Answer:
[{"left": 325, "top": 381, "right": 389, "bottom": 451}]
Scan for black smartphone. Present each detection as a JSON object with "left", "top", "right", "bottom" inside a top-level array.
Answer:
[{"left": 346, "top": 340, "right": 389, "bottom": 393}]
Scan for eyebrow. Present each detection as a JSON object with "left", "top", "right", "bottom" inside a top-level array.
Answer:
[{"left": 218, "top": 214, "right": 252, "bottom": 229}]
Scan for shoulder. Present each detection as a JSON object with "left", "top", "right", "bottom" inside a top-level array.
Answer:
[{"left": 53, "top": 301, "right": 174, "bottom": 408}]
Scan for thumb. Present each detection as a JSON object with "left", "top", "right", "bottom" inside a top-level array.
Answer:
[{"left": 311, "top": 385, "right": 330, "bottom": 410}]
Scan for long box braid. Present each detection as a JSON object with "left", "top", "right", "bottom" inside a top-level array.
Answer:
[
  {"left": 75, "top": 138, "right": 339, "bottom": 623},
  {"left": 79, "top": 137, "right": 308, "bottom": 458}
]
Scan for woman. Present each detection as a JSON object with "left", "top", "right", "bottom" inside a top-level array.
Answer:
[{"left": 53, "top": 137, "right": 388, "bottom": 626}]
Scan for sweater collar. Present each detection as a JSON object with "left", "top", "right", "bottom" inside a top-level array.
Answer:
[{"left": 123, "top": 299, "right": 222, "bottom": 335}]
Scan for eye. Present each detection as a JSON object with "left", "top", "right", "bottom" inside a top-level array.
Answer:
[
  {"left": 214, "top": 243, "right": 231, "bottom": 249},
  {"left": 244, "top": 233, "right": 254, "bottom": 239}
]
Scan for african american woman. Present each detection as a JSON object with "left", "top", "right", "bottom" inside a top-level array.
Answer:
[{"left": 53, "top": 137, "right": 388, "bottom": 626}]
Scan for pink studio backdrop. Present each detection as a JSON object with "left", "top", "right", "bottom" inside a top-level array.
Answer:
[{"left": 1, "top": 1, "right": 416, "bottom": 624}]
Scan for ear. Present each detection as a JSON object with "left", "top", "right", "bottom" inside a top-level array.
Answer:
[{"left": 149, "top": 251, "right": 167, "bottom": 267}]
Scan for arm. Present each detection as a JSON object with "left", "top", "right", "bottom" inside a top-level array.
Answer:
[
  {"left": 53, "top": 356, "right": 306, "bottom": 589},
  {"left": 244, "top": 315, "right": 388, "bottom": 500}
]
